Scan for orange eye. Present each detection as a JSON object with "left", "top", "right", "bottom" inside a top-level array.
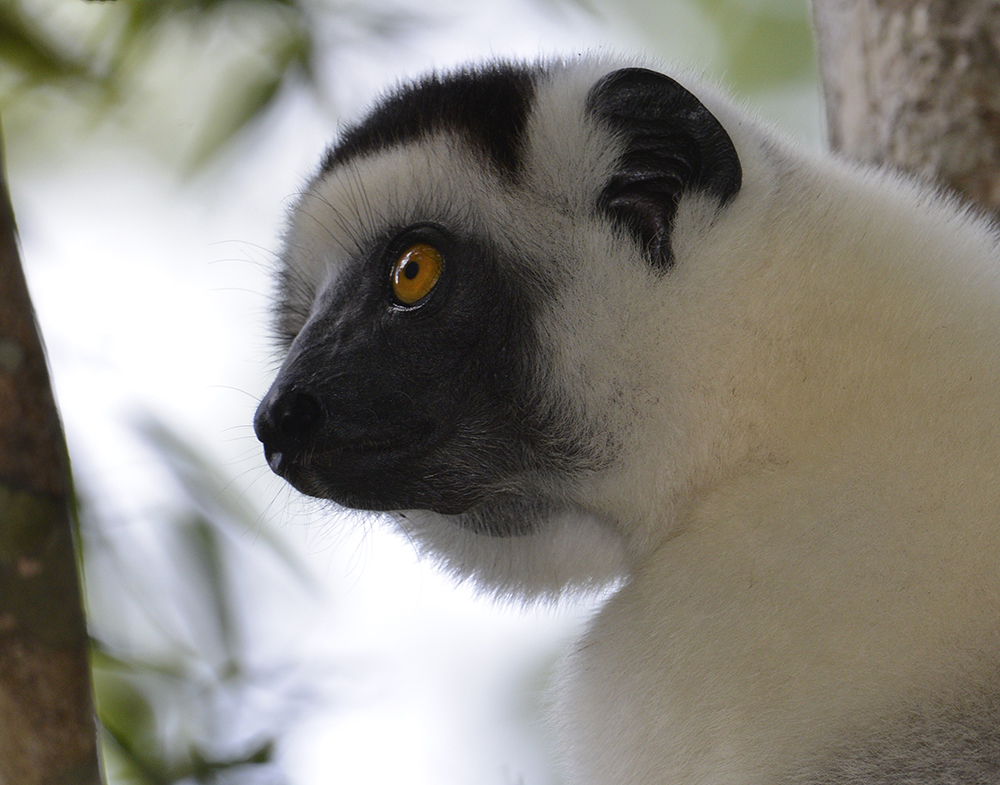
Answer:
[{"left": 391, "top": 242, "right": 443, "bottom": 305}]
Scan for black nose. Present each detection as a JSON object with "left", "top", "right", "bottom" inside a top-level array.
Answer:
[{"left": 254, "top": 389, "right": 324, "bottom": 473}]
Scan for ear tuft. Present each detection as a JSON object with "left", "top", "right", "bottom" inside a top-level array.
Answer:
[{"left": 586, "top": 68, "right": 742, "bottom": 270}]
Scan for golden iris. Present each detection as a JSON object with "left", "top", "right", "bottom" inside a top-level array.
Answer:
[{"left": 391, "top": 242, "right": 443, "bottom": 305}]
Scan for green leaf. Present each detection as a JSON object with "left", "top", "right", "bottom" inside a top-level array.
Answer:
[{"left": 0, "top": 9, "right": 91, "bottom": 85}]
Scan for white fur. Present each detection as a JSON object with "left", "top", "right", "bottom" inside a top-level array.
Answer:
[{"left": 280, "top": 58, "right": 1000, "bottom": 783}]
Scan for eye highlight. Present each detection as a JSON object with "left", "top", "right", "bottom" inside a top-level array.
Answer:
[{"left": 391, "top": 242, "right": 443, "bottom": 305}]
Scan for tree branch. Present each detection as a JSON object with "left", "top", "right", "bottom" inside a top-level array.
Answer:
[
  {"left": 814, "top": 0, "right": 1000, "bottom": 216},
  {"left": 0, "top": 123, "right": 101, "bottom": 785}
]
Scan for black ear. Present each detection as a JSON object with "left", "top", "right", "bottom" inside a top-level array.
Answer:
[{"left": 586, "top": 68, "right": 742, "bottom": 271}]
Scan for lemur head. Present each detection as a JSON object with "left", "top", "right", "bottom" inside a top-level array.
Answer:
[{"left": 255, "top": 59, "right": 743, "bottom": 596}]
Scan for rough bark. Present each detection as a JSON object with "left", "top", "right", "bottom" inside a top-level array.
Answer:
[
  {"left": 0, "top": 127, "right": 101, "bottom": 784},
  {"left": 813, "top": 0, "right": 1000, "bottom": 217}
]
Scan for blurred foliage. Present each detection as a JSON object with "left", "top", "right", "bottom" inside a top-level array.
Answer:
[
  {"left": 700, "top": 0, "right": 816, "bottom": 90},
  {"left": 0, "top": 1, "right": 91, "bottom": 83},
  {"left": 577, "top": 0, "right": 816, "bottom": 93},
  {"left": 0, "top": 0, "right": 816, "bottom": 168},
  {"left": 82, "top": 419, "right": 318, "bottom": 785},
  {"left": 0, "top": 0, "right": 422, "bottom": 167},
  {"left": 1, "top": 0, "right": 308, "bottom": 165},
  {"left": 94, "top": 644, "right": 275, "bottom": 785}
]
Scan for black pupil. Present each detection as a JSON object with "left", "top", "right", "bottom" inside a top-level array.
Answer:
[{"left": 403, "top": 261, "right": 420, "bottom": 280}]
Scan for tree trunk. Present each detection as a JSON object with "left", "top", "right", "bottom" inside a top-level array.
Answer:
[
  {"left": 0, "top": 128, "right": 101, "bottom": 783},
  {"left": 813, "top": 0, "right": 1000, "bottom": 217}
]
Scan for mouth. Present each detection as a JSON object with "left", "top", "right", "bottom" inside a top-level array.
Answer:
[
  {"left": 264, "top": 415, "right": 439, "bottom": 468},
  {"left": 261, "top": 419, "right": 448, "bottom": 505}
]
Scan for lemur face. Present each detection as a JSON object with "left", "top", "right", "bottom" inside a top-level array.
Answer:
[
  {"left": 254, "top": 215, "right": 570, "bottom": 519},
  {"left": 254, "top": 61, "right": 741, "bottom": 535}
]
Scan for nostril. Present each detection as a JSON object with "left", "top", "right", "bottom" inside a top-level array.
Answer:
[
  {"left": 255, "top": 389, "right": 325, "bottom": 457},
  {"left": 274, "top": 390, "right": 324, "bottom": 443}
]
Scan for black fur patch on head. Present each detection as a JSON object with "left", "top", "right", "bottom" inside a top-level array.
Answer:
[
  {"left": 587, "top": 68, "right": 742, "bottom": 270},
  {"left": 322, "top": 63, "right": 541, "bottom": 181}
]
